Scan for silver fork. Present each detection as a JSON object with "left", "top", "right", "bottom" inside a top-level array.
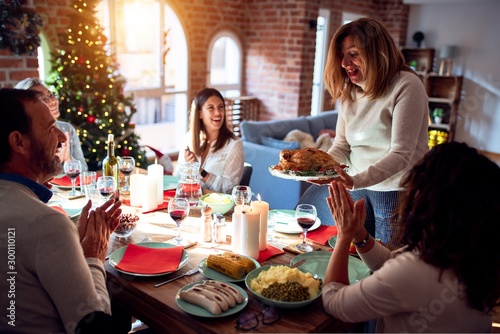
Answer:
[{"left": 154, "top": 267, "right": 200, "bottom": 288}]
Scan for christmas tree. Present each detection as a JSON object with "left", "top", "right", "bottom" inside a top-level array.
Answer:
[{"left": 47, "top": 0, "right": 146, "bottom": 170}]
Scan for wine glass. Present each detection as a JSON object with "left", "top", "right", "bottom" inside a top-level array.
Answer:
[
  {"left": 96, "top": 176, "right": 116, "bottom": 201},
  {"left": 118, "top": 156, "right": 135, "bottom": 193},
  {"left": 168, "top": 197, "right": 190, "bottom": 243},
  {"left": 231, "top": 185, "right": 252, "bottom": 208},
  {"left": 63, "top": 160, "right": 82, "bottom": 196},
  {"left": 295, "top": 204, "right": 317, "bottom": 252}
]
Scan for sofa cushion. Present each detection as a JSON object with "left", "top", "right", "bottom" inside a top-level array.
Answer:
[
  {"left": 306, "top": 110, "right": 338, "bottom": 140},
  {"left": 261, "top": 136, "right": 301, "bottom": 150},
  {"left": 241, "top": 117, "right": 310, "bottom": 145}
]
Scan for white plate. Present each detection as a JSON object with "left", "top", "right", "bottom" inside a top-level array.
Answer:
[
  {"left": 290, "top": 251, "right": 370, "bottom": 283},
  {"left": 198, "top": 255, "right": 261, "bottom": 283},
  {"left": 269, "top": 166, "right": 341, "bottom": 181},
  {"left": 269, "top": 209, "right": 321, "bottom": 234},
  {"left": 176, "top": 281, "right": 248, "bottom": 317},
  {"left": 109, "top": 242, "right": 189, "bottom": 277}
]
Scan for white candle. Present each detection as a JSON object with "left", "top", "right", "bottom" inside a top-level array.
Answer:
[
  {"left": 251, "top": 194, "right": 269, "bottom": 251},
  {"left": 142, "top": 175, "right": 157, "bottom": 211},
  {"left": 129, "top": 170, "right": 145, "bottom": 207},
  {"left": 231, "top": 205, "right": 243, "bottom": 253},
  {"left": 240, "top": 208, "right": 260, "bottom": 260},
  {"left": 148, "top": 158, "right": 164, "bottom": 205}
]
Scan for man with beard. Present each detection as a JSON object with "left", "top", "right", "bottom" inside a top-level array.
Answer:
[{"left": 0, "top": 88, "right": 123, "bottom": 333}]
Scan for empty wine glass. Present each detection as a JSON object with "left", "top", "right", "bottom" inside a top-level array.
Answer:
[
  {"left": 231, "top": 185, "right": 252, "bottom": 207},
  {"left": 96, "top": 176, "right": 116, "bottom": 201},
  {"left": 118, "top": 156, "right": 135, "bottom": 193},
  {"left": 295, "top": 204, "right": 317, "bottom": 252},
  {"left": 168, "top": 197, "right": 190, "bottom": 244},
  {"left": 63, "top": 160, "right": 82, "bottom": 196}
]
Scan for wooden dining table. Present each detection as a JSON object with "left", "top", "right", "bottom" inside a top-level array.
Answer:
[{"left": 49, "top": 183, "right": 356, "bottom": 333}]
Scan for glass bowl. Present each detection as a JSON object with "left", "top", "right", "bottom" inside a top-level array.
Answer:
[{"left": 113, "top": 213, "right": 140, "bottom": 238}]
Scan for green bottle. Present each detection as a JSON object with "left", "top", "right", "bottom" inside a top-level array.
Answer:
[{"left": 103, "top": 133, "right": 119, "bottom": 185}]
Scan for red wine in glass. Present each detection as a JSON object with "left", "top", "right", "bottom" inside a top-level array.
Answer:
[
  {"left": 295, "top": 204, "right": 317, "bottom": 252},
  {"left": 66, "top": 170, "right": 81, "bottom": 179},
  {"left": 119, "top": 167, "right": 134, "bottom": 175},
  {"left": 297, "top": 217, "right": 315, "bottom": 230},
  {"left": 169, "top": 209, "right": 187, "bottom": 227},
  {"left": 99, "top": 187, "right": 113, "bottom": 199}
]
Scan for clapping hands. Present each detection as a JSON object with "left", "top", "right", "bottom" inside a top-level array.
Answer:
[{"left": 77, "top": 199, "right": 122, "bottom": 261}]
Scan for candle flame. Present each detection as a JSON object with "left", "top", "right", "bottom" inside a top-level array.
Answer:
[
  {"left": 155, "top": 158, "right": 158, "bottom": 164},
  {"left": 257, "top": 193, "right": 261, "bottom": 201}
]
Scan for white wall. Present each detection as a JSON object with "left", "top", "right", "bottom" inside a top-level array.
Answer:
[{"left": 407, "top": 1, "right": 500, "bottom": 153}]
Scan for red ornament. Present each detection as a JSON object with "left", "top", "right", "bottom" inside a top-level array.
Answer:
[
  {"left": 121, "top": 148, "right": 131, "bottom": 156},
  {"left": 87, "top": 115, "right": 96, "bottom": 123}
]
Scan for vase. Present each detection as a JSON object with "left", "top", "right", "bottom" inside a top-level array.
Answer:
[{"left": 434, "top": 116, "right": 442, "bottom": 124}]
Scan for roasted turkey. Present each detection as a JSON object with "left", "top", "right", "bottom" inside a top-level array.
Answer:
[{"left": 274, "top": 148, "right": 339, "bottom": 171}]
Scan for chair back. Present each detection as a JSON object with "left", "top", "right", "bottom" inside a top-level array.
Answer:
[{"left": 239, "top": 162, "right": 253, "bottom": 186}]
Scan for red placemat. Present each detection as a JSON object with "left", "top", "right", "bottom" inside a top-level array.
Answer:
[
  {"left": 51, "top": 175, "right": 80, "bottom": 187},
  {"left": 258, "top": 244, "right": 285, "bottom": 263},
  {"left": 301, "top": 225, "right": 338, "bottom": 245},
  {"left": 115, "top": 244, "right": 184, "bottom": 274}
]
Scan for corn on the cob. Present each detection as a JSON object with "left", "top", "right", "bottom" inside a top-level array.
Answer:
[
  {"left": 221, "top": 252, "right": 256, "bottom": 273},
  {"left": 206, "top": 254, "right": 245, "bottom": 279}
]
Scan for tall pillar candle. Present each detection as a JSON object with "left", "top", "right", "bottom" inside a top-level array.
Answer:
[
  {"left": 240, "top": 208, "right": 260, "bottom": 260},
  {"left": 231, "top": 205, "right": 243, "bottom": 254},
  {"left": 141, "top": 175, "right": 157, "bottom": 212},
  {"left": 251, "top": 195, "right": 269, "bottom": 251},
  {"left": 148, "top": 159, "right": 164, "bottom": 205},
  {"left": 129, "top": 171, "right": 145, "bottom": 207}
]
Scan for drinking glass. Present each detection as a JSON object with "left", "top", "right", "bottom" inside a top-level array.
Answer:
[
  {"left": 118, "top": 156, "right": 135, "bottom": 193},
  {"left": 295, "top": 204, "right": 317, "bottom": 252},
  {"left": 63, "top": 160, "right": 82, "bottom": 196},
  {"left": 168, "top": 197, "right": 190, "bottom": 243},
  {"left": 231, "top": 185, "right": 252, "bottom": 207},
  {"left": 96, "top": 176, "right": 116, "bottom": 201}
]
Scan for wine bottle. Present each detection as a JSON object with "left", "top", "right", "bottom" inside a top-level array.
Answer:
[{"left": 102, "top": 134, "right": 119, "bottom": 198}]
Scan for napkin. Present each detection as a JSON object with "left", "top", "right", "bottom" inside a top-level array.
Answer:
[
  {"left": 115, "top": 244, "right": 184, "bottom": 275},
  {"left": 51, "top": 175, "right": 80, "bottom": 187},
  {"left": 301, "top": 225, "right": 338, "bottom": 245},
  {"left": 257, "top": 244, "right": 285, "bottom": 263}
]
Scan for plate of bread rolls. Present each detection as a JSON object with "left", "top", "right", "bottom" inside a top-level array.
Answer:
[
  {"left": 176, "top": 280, "right": 248, "bottom": 317},
  {"left": 198, "top": 252, "right": 260, "bottom": 282}
]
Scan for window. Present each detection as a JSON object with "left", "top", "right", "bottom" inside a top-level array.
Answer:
[
  {"left": 311, "top": 9, "right": 330, "bottom": 115},
  {"left": 208, "top": 32, "right": 242, "bottom": 97},
  {"left": 96, "top": 0, "right": 188, "bottom": 154}
]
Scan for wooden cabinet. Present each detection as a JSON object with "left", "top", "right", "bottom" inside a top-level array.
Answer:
[
  {"left": 401, "top": 47, "right": 463, "bottom": 146},
  {"left": 426, "top": 74, "right": 463, "bottom": 145},
  {"left": 401, "top": 47, "right": 435, "bottom": 74}
]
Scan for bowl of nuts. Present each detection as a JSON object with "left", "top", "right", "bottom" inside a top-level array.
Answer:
[
  {"left": 245, "top": 265, "right": 322, "bottom": 309},
  {"left": 113, "top": 213, "right": 140, "bottom": 239}
]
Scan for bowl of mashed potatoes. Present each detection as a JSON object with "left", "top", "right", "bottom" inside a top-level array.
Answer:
[
  {"left": 200, "top": 193, "right": 234, "bottom": 214},
  {"left": 245, "top": 265, "right": 323, "bottom": 308}
]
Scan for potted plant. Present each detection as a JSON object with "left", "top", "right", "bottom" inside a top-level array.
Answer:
[{"left": 432, "top": 108, "right": 444, "bottom": 124}]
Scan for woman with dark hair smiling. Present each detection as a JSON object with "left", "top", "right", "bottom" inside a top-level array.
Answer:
[
  {"left": 323, "top": 142, "right": 500, "bottom": 332},
  {"left": 175, "top": 88, "right": 244, "bottom": 194}
]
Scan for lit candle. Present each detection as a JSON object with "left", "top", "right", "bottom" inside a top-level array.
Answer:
[
  {"left": 129, "top": 170, "right": 145, "bottom": 207},
  {"left": 251, "top": 194, "right": 269, "bottom": 251},
  {"left": 141, "top": 175, "right": 157, "bottom": 212},
  {"left": 148, "top": 158, "right": 164, "bottom": 205},
  {"left": 240, "top": 208, "right": 260, "bottom": 260}
]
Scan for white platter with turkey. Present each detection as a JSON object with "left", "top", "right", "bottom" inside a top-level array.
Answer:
[{"left": 269, "top": 148, "right": 348, "bottom": 181}]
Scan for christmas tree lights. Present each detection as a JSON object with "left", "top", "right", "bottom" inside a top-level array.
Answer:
[{"left": 47, "top": 0, "right": 146, "bottom": 170}]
